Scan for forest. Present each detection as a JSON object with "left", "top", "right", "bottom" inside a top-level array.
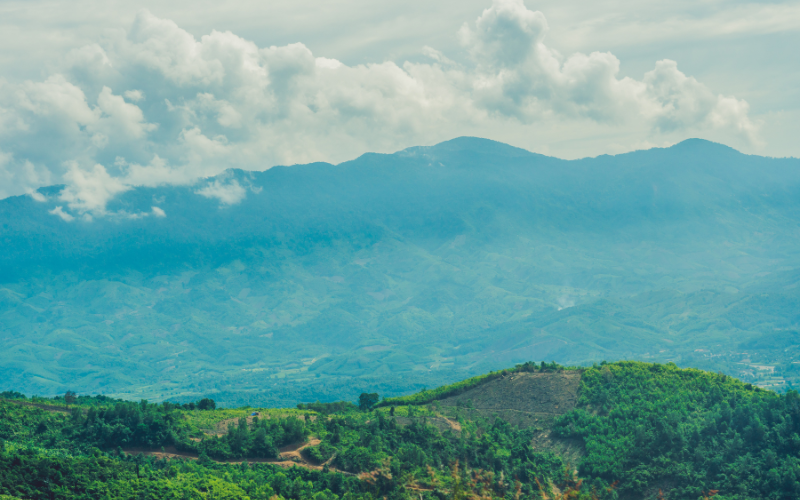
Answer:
[{"left": 2, "top": 361, "right": 800, "bottom": 499}]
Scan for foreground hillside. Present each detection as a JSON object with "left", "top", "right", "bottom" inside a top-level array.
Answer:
[
  {"left": 2, "top": 138, "right": 800, "bottom": 405},
  {"left": 2, "top": 362, "right": 800, "bottom": 499}
]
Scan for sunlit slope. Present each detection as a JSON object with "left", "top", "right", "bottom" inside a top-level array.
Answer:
[{"left": 2, "top": 137, "right": 800, "bottom": 405}]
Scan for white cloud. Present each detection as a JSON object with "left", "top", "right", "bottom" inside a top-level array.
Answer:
[
  {"left": 125, "top": 10, "right": 227, "bottom": 87},
  {"left": 553, "top": 2, "right": 800, "bottom": 53},
  {"left": 15, "top": 74, "right": 97, "bottom": 129},
  {"left": 642, "top": 60, "right": 760, "bottom": 143},
  {"left": 123, "top": 90, "right": 144, "bottom": 102},
  {"left": 63, "top": 44, "right": 111, "bottom": 76},
  {"left": 95, "top": 86, "right": 157, "bottom": 140},
  {"left": 47, "top": 160, "right": 176, "bottom": 219},
  {"left": 0, "top": 149, "right": 52, "bottom": 199},
  {"left": 123, "top": 155, "right": 194, "bottom": 187},
  {"left": 59, "top": 161, "right": 130, "bottom": 214},
  {"left": 0, "top": 0, "right": 766, "bottom": 209},
  {"left": 454, "top": 0, "right": 758, "bottom": 136},
  {"left": 459, "top": 0, "right": 550, "bottom": 69},
  {"left": 49, "top": 206, "right": 75, "bottom": 222},
  {"left": 29, "top": 191, "right": 47, "bottom": 202},
  {"left": 196, "top": 178, "right": 247, "bottom": 205}
]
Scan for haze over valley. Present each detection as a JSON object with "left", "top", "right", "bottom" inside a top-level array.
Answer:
[
  {"left": 3, "top": 137, "right": 800, "bottom": 406},
  {"left": 4, "top": 1, "right": 800, "bottom": 498}
]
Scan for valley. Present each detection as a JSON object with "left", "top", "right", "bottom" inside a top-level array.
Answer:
[{"left": 2, "top": 138, "right": 800, "bottom": 405}]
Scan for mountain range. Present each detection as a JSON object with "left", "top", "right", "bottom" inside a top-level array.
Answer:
[{"left": 2, "top": 137, "right": 800, "bottom": 406}]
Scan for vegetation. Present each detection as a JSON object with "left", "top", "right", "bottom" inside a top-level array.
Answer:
[
  {"left": 183, "top": 407, "right": 308, "bottom": 437},
  {"left": 297, "top": 401, "right": 358, "bottom": 415},
  {"left": 0, "top": 380, "right": 590, "bottom": 500},
  {"left": 3, "top": 139, "right": 800, "bottom": 406},
  {"left": 195, "top": 415, "right": 309, "bottom": 460},
  {"left": 357, "top": 393, "right": 379, "bottom": 411},
  {"left": 555, "top": 361, "right": 800, "bottom": 499},
  {"left": 0, "top": 447, "right": 367, "bottom": 500},
  {"left": 0, "top": 397, "right": 309, "bottom": 462},
  {"left": 6, "top": 361, "right": 800, "bottom": 498}
]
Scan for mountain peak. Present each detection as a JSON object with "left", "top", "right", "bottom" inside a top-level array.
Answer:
[
  {"left": 667, "top": 138, "right": 741, "bottom": 155},
  {"left": 398, "top": 136, "right": 537, "bottom": 158}
]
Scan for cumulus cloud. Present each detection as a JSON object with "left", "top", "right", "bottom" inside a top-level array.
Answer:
[
  {"left": 29, "top": 191, "right": 47, "bottom": 202},
  {"left": 642, "top": 60, "right": 760, "bottom": 143},
  {"left": 95, "top": 86, "right": 157, "bottom": 140},
  {"left": 49, "top": 206, "right": 75, "bottom": 222},
  {"left": 59, "top": 162, "right": 130, "bottom": 214},
  {"left": 0, "top": 150, "right": 53, "bottom": 199},
  {"left": 0, "top": 0, "right": 762, "bottom": 214},
  {"left": 196, "top": 178, "right": 247, "bottom": 205}
]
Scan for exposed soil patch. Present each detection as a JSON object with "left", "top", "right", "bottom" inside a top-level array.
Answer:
[
  {"left": 435, "top": 371, "right": 585, "bottom": 460},
  {"left": 443, "top": 417, "right": 461, "bottom": 432},
  {"left": 437, "top": 371, "right": 582, "bottom": 416},
  {"left": 279, "top": 438, "right": 321, "bottom": 460},
  {"left": 124, "top": 446, "right": 201, "bottom": 461}
]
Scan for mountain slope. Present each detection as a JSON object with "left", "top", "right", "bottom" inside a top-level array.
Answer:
[{"left": 2, "top": 138, "right": 800, "bottom": 404}]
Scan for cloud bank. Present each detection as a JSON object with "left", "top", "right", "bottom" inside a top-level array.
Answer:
[{"left": 0, "top": 0, "right": 760, "bottom": 218}]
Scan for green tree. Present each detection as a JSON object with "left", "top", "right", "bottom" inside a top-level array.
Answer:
[
  {"left": 358, "top": 393, "right": 379, "bottom": 411},
  {"left": 64, "top": 390, "right": 77, "bottom": 406},
  {"left": 197, "top": 398, "right": 216, "bottom": 410}
]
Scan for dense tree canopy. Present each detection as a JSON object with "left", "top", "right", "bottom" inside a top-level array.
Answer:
[
  {"left": 3, "top": 362, "right": 800, "bottom": 499},
  {"left": 556, "top": 361, "right": 800, "bottom": 499}
]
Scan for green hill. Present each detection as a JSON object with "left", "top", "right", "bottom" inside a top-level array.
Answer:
[{"left": 2, "top": 361, "right": 800, "bottom": 499}]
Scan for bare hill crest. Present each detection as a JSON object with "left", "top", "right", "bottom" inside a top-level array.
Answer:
[{"left": 437, "top": 370, "right": 581, "bottom": 415}]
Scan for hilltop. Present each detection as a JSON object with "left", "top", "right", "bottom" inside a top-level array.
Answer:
[
  {"left": 2, "top": 138, "right": 800, "bottom": 404},
  {"left": 2, "top": 361, "right": 799, "bottom": 499}
]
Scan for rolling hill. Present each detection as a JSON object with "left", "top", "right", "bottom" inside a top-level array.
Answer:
[{"left": 2, "top": 361, "right": 799, "bottom": 499}]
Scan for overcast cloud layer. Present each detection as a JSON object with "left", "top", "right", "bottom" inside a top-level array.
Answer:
[{"left": 0, "top": 0, "right": 794, "bottom": 216}]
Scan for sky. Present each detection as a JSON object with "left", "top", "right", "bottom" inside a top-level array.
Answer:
[{"left": 1, "top": 0, "right": 798, "bottom": 214}]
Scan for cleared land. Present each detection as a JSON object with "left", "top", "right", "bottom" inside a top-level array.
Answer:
[
  {"left": 438, "top": 371, "right": 581, "bottom": 415},
  {"left": 435, "top": 370, "right": 585, "bottom": 462}
]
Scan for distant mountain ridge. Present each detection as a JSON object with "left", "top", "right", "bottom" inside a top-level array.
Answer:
[
  {"left": 3, "top": 137, "right": 794, "bottom": 275},
  {"left": 2, "top": 137, "right": 800, "bottom": 406}
]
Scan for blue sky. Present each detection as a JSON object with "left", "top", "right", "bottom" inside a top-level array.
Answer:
[{"left": 1, "top": 0, "right": 798, "bottom": 212}]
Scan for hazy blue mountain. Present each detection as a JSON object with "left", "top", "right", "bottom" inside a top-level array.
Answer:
[{"left": 2, "top": 137, "right": 800, "bottom": 406}]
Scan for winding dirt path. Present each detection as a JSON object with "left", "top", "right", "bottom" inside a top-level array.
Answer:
[
  {"left": 441, "top": 417, "right": 461, "bottom": 432},
  {"left": 278, "top": 438, "right": 321, "bottom": 459},
  {"left": 124, "top": 438, "right": 353, "bottom": 474}
]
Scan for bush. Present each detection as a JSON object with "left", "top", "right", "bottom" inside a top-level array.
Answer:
[
  {"left": 197, "top": 398, "right": 216, "bottom": 411},
  {"left": 305, "top": 441, "right": 336, "bottom": 464}
]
